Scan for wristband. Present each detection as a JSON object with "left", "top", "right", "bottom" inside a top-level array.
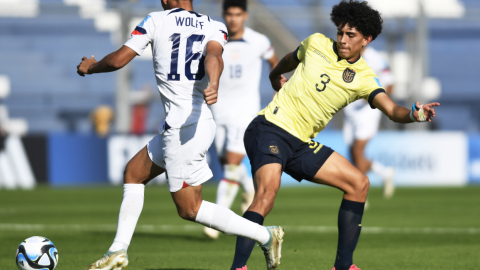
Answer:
[{"left": 410, "top": 103, "right": 426, "bottom": 122}]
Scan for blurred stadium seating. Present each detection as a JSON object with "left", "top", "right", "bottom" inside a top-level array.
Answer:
[
  {"left": 1, "top": 0, "right": 479, "bottom": 133},
  {"left": 0, "top": 0, "right": 480, "bottom": 186}
]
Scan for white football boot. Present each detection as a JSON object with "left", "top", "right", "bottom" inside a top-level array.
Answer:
[
  {"left": 203, "top": 226, "right": 220, "bottom": 239},
  {"left": 383, "top": 167, "right": 395, "bottom": 199},
  {"left": 84, "top": 250, "right": 128, "bottom": 270},
  {"left": 259, "top": 226, "right": 285, "bottom": 270}
]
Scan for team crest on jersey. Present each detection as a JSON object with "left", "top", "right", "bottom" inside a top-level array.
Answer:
[
  {"left": 343, "top": 68, "right": 356, "bottom": 83},
  {"left": 270, "top": 146, "right": 279, "bottom": 154}
]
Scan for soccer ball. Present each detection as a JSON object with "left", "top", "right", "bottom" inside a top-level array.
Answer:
[{"left": 16, "top": 236, "right": 58, "bottom": 270}]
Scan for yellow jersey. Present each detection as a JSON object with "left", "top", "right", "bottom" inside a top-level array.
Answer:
[{"left": 259, "top": 33, "right": 385, "bottom": 142}]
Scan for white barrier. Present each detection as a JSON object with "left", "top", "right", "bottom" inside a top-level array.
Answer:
[
  {"left": 275, "top": 131, "right": 468, "bottom": 187},
  {"left": 0, "top": 136, "right": 36, "bottom": 189},
  {"left": 365, "top": 132, "right": 468, "bottom": 186}
]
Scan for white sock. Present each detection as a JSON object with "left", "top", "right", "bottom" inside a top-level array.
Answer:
[
  {"left": 371, "top": 161, "right": 389, "bottom": 179},
  {"left": 239, "top": 163, "right": 255, "bottom": 194},
  {"left": 195, "top": 200, "right": 270, "bottom": 245},
  {"left": 216, "top": 179, "right": 240, "bottom": 209},
  {"left": 108, "top": 184, "right": 145, "bottom": 252}
]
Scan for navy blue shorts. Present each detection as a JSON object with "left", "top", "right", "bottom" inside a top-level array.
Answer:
[{"left": 244, "top": 115, "right": 334, "bottom": 182}]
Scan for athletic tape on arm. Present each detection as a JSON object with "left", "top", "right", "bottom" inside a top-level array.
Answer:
[{"left": 410, "top": 103, "right": 426, "bottom": 122}]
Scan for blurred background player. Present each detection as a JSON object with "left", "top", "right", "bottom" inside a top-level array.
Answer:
[
  {"left": 343, "top": 45, "right": 395, "bottom": 199},
  {"left": 204, "top": 0, "right": 278, "bottom": 239}
]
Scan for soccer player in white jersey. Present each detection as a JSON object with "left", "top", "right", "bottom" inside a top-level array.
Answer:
[
  {"left": 343, "top": 46, "right": 395, "bottom": 199},
  {"left": 204, "top": 0, "right": 279, "bottom": 240},
  {"left": 76, "top": 1, "right": 284, "bottom": 269}
]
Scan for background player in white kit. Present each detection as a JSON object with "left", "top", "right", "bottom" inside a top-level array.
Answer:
[
  {"left": 204, "top": 0, "right": 278, "bottom": 240},
  {"left": 76, "top": 1, "right": 284, "bottom": 269},
  {"left": 343, "top": 46, "right": 395, "bottom": 199}
]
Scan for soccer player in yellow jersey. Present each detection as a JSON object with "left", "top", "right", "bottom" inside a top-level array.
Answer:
[{"left": 229, "top": 1, "right": 440, "bottom": 270}]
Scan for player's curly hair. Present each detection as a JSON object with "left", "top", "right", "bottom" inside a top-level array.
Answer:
[
  {"left": 330, "top": 0, "right": 383, "bottom": 40},
  {"left": 223, "top": 0, "right": 247, "bottom": 12}
]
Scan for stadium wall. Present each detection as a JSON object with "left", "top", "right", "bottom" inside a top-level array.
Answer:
[{"left": 8, "top": 132, "right": 480, "bottom": 187}]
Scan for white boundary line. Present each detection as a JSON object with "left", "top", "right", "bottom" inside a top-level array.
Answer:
[{"left": 0, "top": 224, "right": 479, "bottom": 234}]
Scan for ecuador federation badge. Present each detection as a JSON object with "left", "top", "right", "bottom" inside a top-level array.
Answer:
[
  {"left": 270, "top": 145, "right": 279, "bottom": 154},
  {"left": 343, "top": 67, "right": 356, "bottom": 83}
]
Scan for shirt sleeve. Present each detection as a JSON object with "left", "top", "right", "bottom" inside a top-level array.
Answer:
[
  {"left": 261, "top": 36, "right": 275, "bottom": 60},
  {"left": 293, "top": 34, "right": 314, "bottom": 62},
  {"left": 207, "top": 21, "right": 228, "bottom": 49},
  {"left": 358, "top": 72, "right": 386, "bottom": 109},
  {"left": 124, "top": 13, "right": 157, "bottom": 56}
]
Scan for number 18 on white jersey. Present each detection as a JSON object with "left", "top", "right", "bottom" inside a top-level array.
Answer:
[{"left": 124, "top": 8, "right": 228, "bottom": 129}]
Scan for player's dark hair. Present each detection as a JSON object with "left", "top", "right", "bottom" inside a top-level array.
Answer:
[
  {"left": 223, "top": 0, "right": 247, "bottom": 12},
  {"left": 330, "top": 0, "right": 383, "bottom": 40}
]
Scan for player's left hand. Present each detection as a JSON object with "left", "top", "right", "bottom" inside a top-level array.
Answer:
[
  {"left": 204, "top": 84, "right": 218, "bottom": 105},
  {"left": 413, "top": 101, "right": 440, "bottom": 122},
  {"left": 77, "top": 55, "right": 97, "bottom": 77}
]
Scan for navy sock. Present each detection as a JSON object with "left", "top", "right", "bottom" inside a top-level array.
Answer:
[
  {"left": 334, "top": 199, "right": 365, "bottom": 270},
  {"left": 230, "top": 211, "right": 264, "bottom": 270}
]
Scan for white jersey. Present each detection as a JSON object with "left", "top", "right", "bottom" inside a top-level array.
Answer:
[
  {"left": 210, "top": 27, "right": 274, "bottom": 125},
  {"left": 124, "top": 8, "right": 228, "bottom": 128},
  {"left": 345, "top": 46, "right": 394, "bottom": 113}
]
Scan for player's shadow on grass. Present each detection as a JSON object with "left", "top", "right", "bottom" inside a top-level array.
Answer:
[{"left": 90, "top": 231, "right": 213, "bottom": 243}]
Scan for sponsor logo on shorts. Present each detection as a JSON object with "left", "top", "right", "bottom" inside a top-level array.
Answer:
[
  {"left": 270, "top": 145, "right": 279, "bottom": 154},
  {"left": 308, "top": 141, "right": 323, "bottom": 154},
  {"left": 343, "top": 67, "right": 356, "bottom": 83}
]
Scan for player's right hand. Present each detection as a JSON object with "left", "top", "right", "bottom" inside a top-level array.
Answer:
[
  {"left": 77, "top": 55, "right": 97, "bottom": 77},
  {"left": 413, "top": 101, "right": 440, "bottom": 122},
  {"left": 204, "top": 84, "right": 218, "bottom": 105},
  {"left": 270, "top": 74, "right": 288, "bottom": 91}
]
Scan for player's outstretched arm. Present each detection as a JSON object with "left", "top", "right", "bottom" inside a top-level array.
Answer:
[
  {"left": 269, "top": 52, "right": 299, "bottom": 91},
  {"left": 372, "top": 92, "right": 440, "bottom": 123},
  {"left": 77, "top": 46, "right": 137, "bottom": 77},
  {"left": 203, "top": 41, "right": 224, "bottom": 105}
]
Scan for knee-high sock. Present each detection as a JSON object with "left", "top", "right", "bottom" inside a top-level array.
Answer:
[
  {"left": 195, "top": 201, "right": 269, "bottom": 243},
  {"left": 216, "top": 164, "right": 242, "bottom": 209},
  {"left": 109, "top": 184, "right": 145, "bottom": 252},
  {"left": 216, "top": 179, "right": 240, "bottom": 209},
  {"left": 334, "top": 199, "right": 365, "bottom": 270},
  {"left": 238, "top": 164, "right": 255, "bottom": 214},
  {"left": 239, "top": 163, "right": 254, "bottom": 194},
  {"left": 371, "top": 161, "right": 389, "bottom": 179},
  {"left": 230, "top": 211, "right": 264, "bottom": 270}
]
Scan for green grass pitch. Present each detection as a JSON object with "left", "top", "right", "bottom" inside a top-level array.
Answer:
[{"left": 1, "top": 185, "right": 479, "bottom": 269}]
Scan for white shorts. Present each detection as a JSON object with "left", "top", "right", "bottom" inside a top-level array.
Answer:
[
  {"left": 343, "top": 101, "right": 382, "bottom": 146},
  {"left": 214, "top": 122, "right": 248, "bottom": 157},
  {"left": 147, "top": 118, "right": 216, "bottom": 192}
]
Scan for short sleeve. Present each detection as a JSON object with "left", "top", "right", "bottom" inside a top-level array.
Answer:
[
  {"left": 293, "top": 34, "right": 314, "bottom": 62},
  {"left": 207, "top": 21, "right": 228, "bottom": 49},
  {"left": 124, "top": 14, "right": 157, "bottom": 56},
  {"left": 358, "top": 73, "right": 386, "bottom": 109},
  {"left": 261, "top": 36, "right": 275, "bottom": 60}
]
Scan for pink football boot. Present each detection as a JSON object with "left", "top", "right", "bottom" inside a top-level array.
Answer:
[
  {"left": 235, "top": 266, "right": 247, "bottom": 270},
  {"left": 332, "top": 264, "right": 361, "bottom": 270}
]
